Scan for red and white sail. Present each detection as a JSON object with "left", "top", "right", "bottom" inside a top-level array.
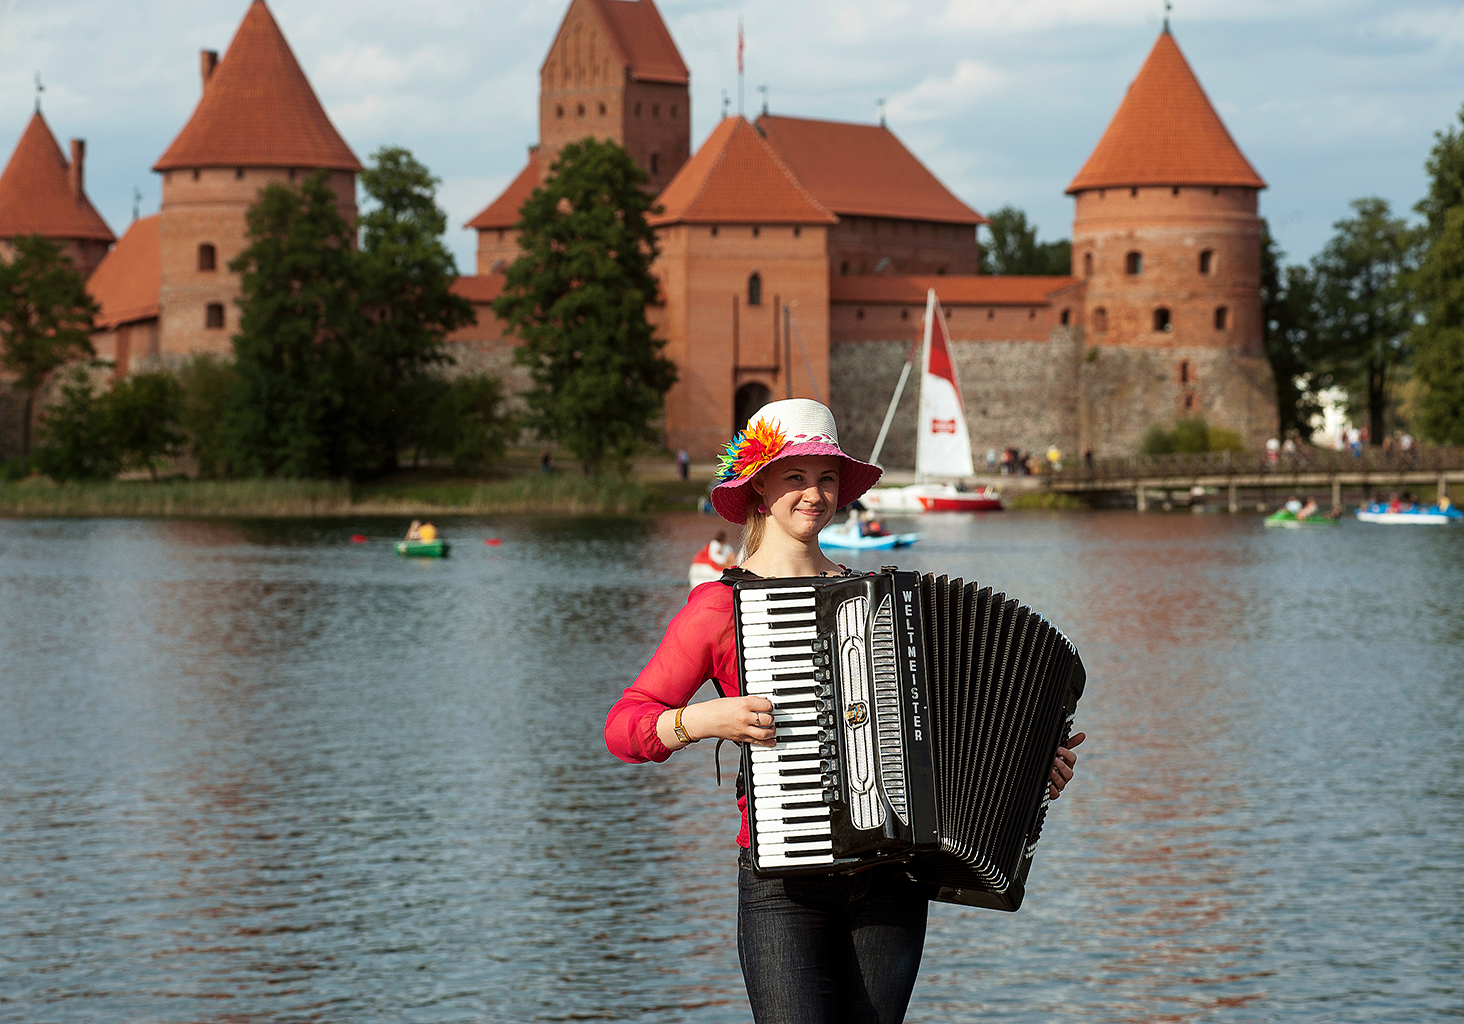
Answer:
[{"left": 915, "top": 289, "right": 974, "bottom": 480}]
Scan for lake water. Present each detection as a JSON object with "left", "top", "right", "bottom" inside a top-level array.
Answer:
[{"left": 0, "top": 511, "right": 1460, "bottom": 1023}]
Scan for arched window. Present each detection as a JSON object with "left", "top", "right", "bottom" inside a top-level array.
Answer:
[
  {"left": 1061, "top": 308, "right": 1071, "bottom": 326},
  {"left": 1093, "top": 307, "right": 1108, "bottom": 333},
  {"left": 1199, "top": 250, "right": 1214, "bottom": 274},
  {"left": 1214, "top": 306, "right": 1229, "bottom": 330},
  {"left": 197, "top": 243, "right": 216, "bottom": 272},
  {"left": 205, "top": 303, "right": 225, "bottom": 329},
  {"left": 1179, "top": 359, "right": 1191, "bottom": 384},
  {"left": 1154, "top": 307, "right": 1171, "bottom": 332},
  {"left": 1083, "top": 252, "right": 1093, "bottom": 278},
  {"left": 1125, "top": 251, "right": 1143, "bottom": 275},
  {"left": 747, "top": 272, "right": 762, "bottom": 307}
]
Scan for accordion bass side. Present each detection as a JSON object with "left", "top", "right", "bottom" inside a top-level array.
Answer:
[{"left": 734, "top": 569, "right": 1086, "bottom": 912}]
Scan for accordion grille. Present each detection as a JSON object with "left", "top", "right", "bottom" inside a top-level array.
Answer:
[{"left": 870, "top": 594, "right": 908, "bottom": 824}]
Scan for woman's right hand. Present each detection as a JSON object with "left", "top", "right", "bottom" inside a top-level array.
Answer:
[{"left": 662, "top": 696, "right": 777, "bottom": 749}]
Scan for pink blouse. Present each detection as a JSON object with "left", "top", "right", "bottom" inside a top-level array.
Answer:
[{"left": 604, "top": 580, "right": 751, "bottom": 845}]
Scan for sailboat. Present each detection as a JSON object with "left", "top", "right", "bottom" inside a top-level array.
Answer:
[{"left": 860, "top": 289, "right": 1003, "bottom": 513}]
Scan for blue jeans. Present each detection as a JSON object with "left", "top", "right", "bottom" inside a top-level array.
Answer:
[{"left": 737, "top": 849, "right": 931, "bottom": 1024}]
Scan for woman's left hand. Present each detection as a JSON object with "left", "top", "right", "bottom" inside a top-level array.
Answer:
[{"left": 1048, "top": 731, "right": 1086, "bottom": 799}]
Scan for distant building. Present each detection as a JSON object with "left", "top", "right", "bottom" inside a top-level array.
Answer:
[
  {"left": 89, "top": 0, "right": 359, "bottom": 375},
  {"left": 0, "top": 111, "right": 113, "bottom": 277},
  {"left": 69, "top": 0, "right": 1275, "bottom": 464}
]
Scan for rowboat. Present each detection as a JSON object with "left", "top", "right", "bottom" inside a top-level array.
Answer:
[
  {"left": 1355, "top": 504, "right": 1462, "bottom": 525},
  {"left": 395, "top": 539, "right": 451, "bottom": 557},
  {"left": 1264, "top": 509, "right": 1338, "bottom": 528},
  {"left": 818, "top": 522, "right": 920, "bottom": 550}
]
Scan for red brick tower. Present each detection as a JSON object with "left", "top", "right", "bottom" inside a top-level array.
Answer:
[
  {"left": 1069, "top": 30, "right": 1277, "bottom": 451},
  {"left": 467, "top": 0, "right": 690, "bottom": 276},
  {"left": 152, "top": 0, "right": 361, "bottom": 359},
  {"left": 0, "top": 111, "right": 114, "bottom": 277}
]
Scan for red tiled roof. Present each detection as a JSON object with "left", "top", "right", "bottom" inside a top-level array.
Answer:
[
  {"left": 589, "top": 0, "right": 688, "bottom": 85},
  {"left": 450, "top": 275, "right": 505, "bottom": 303},
  {"left": 649, "top": 116, "right": 835, "bottom": 226},
  {"left": 830, "top": 274, "right": 1077, "bottom": 306},
  {"left": 154, "top": 1, "right": 360, "bottom": 172},
  {"left": 87, "top": 215, "right": 160, "bottom": 329},
  {"left": 1067, "top": 31, "right": 1265, "bottom": 193},
  {"left": 0, "top": 112, "right": 114, "bottom": 243},
  {"left": 465, "top": 151, "right": 541, "bottom": 230},
  {"left": 755, "top": 115, "right": 984, "bottom": 226}
]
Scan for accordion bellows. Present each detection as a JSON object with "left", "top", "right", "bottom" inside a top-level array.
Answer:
[{"left": 734, "top": 569, "right": 1086, "bottom": 912}]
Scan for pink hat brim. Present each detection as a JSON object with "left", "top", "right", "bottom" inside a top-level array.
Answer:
[{"left": 710, "top": 441, "right": 883, "bottom": 525}]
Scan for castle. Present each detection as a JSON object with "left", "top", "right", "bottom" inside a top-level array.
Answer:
[{"left": 3, "top": 0, "right": 1277, "bottom": 468}]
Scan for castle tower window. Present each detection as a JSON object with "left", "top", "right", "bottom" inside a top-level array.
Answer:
[
  {"left": 1083, "top": 252, "right": 1093, "bottom": 278},
  {"left": 235, "top": 167, "right": 244, "bottom": 180},
  {"left": 793, "top": 226, "right": 800, "bottom": 238},
  {"left": 1153, "top": 307, "right": 1172, "bottom": 332},
  {"left": 205, "top": 303, "right": 225, "bottom": 329},
  {"left": 556, "top": 105, "right": 564, "bottom": 118},
  {"left": 1061, "top": 309, "right": 1071, "bottom": 326},
  {"left": 1184, "top": 393, "right": 1195, "bottom": 410},
  {"left": 192, "top": 169, "right": 200, "bottom": 181},
  {"left": 577, "top": 103, "right": 585, "bottom": 116},
  {"left": 1199, "top": 250, "right": 1214, "bottom": 274},
  {"left": 856, "top": 308, "right": 864, "bottom": 320},
  {"left": 1214, "top": 306, "right": 1229, "bottom": 330},
  {"left": 747, "top": 272, "right": 762, "bottom": 306},
  {"left": 198, "top": 243, "right": 216, "bottom": 271},
  {"left": 840, "top": 261, "right": 849, "bottom": 275},
  {"left": 901, "top": 309, "right": 909, "bottom": 320},
  {"left": 599, "top": 102, "right": 606, "bottom": 115},
  {"left": 1130, "top": 187, "right": 1138, "bottom": 197},
  {"left": 987, "top": 308, "right": 994, "bottom": 320},
  {"left": 752, "top": 225, "right": 760, "bottom": 238},
  {"left": 650, "top": 153, "right": 659, "bottom": 174},
  {"left": 1093, "top": 307, "right": 1108, "bottom": 333},
  {"left": 1172, "top": 186, "right": 1180, "bottom": 196},
  {"left": 1179, "top": 359, "right": 1190, "bottom": 384},
  {"left": 1125, "top": 251, "right": 1143, "bottom": 275},
  {"left": 710, "top": 226, "right": 718, "bottom": 237}
]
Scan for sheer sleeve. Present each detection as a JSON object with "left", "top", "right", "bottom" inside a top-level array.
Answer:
[{"left": 605, "top": 582, "right": 735, "bottom": 763}]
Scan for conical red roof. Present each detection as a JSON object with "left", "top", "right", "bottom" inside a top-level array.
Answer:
[
  {"left": 1067, "top": 31, "right": 1264, "bottom": 193},
  {"left": 649, "top": 116, "right": 835, "bottom": 226},
  {"left": 154, "top": 1, "right": 360, "bottom": 172},
  {"left": 0, "top": 112, "right": 114, "bottom": 243}
]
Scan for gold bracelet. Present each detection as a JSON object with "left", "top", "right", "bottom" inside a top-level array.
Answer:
[{"left": 674, "top": 706, "right": 694, "bottom": 744}]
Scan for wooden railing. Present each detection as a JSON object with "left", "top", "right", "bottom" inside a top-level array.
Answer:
[{"left": 1049, "top": 445, "right": 1464, "bottom": 484}]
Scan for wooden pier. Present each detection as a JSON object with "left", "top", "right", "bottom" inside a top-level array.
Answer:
[{"left": 1046, "top": 447, "right": 1464, "bottom": 511}]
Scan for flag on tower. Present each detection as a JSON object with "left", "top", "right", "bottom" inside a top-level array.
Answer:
[{"left": 738, "top": 17, "right": 744, "bottom": 74}]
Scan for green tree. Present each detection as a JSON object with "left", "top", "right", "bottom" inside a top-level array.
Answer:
[
  {"left": 977, "top": 206, "right": 1072, "bottom": 276},
  {"left": 227, "top": 171, "right": 364, "bottom": 478},
  {"left": 1308, "top": 198, "right": 1418, "bottom": 443},
  {"left": 493, "top": 138, "right": 677, "bottom": 474},
  {"left": 357, "top": 146, "right": 475, "bottom": 470},
  {"left": 412, "top": 373, "right": 517, "bottom": 474},
  {"left": 1260, "top": 221, "right": 1321, "bottom": 436},
  {"left": 1410, "top": 109, "right": 1464, "bottom": 443},
  {"left": 32, "top": 367, "right": 119, "bottom": 482},
  {"left": 108, "top": 371, "right": 185, "bottom": 478},
  {"left": 175, "top": 353, "right": 239, "bottom": 478},
  {"left": 0, "top": 235, "right": 99, "bottom": 470}
]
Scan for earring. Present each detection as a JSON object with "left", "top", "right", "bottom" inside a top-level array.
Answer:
[{"left": 757, "top": 504, "right": 768, "bottom": 515}]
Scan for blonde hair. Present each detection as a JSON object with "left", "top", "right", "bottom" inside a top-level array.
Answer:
[{"left": 741, "top": 504, "right": 767, "bottom": 559}]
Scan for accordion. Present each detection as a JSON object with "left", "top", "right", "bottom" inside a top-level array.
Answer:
[{"left": 734, "top": 568, "right": 1086, "bottom": 912}]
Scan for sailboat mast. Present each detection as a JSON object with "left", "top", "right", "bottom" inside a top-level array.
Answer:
[{"left": 914, "top": 288, "right": 936, "bottom": 484}]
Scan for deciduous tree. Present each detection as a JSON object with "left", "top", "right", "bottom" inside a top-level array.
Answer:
[
  {"left": 977, "top": 206, "right": 1072, "bottom": 276},
  {"left": 0, "top": 235, "right": 99, "bottom": 470},
  {"left": 227, "top": 172, "right": 363, "bottom": 478},
  {"left": 1260, "top": 221, "right": 1321, "bottom": 436},
  {"left": 493, "top": 138, "right": 677, "bottom": 474},
  {"left": 108, "top": 371, "right": 185, "bottom": 478},
  {"left": 1410, "top": 109, "right": 1464, "bottom": 443},
  {"left": 357, "top": 147, "right": 474, "bottom": 470},
  {"left": 1308, "top": 198, "right": 1418, "bottom": 443}
]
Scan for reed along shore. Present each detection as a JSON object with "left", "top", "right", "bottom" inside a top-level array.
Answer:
[{"left": 0, "top": 475, "right": 666, "bottom": 518}]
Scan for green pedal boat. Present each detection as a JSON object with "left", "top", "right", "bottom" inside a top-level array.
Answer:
[{"left": 395, "top": 539, "right": 451, "bottom": 557}]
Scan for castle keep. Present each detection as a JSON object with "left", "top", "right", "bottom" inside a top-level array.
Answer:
[{"left": 7, "top": 0, "right": 1276, "bottom": 467}]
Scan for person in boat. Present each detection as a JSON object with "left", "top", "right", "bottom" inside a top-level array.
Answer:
[
  {"left": 1297, "top": 496, "right": 1319, "bottom": 520},
  {"left": 604, "top": 399, "right": 1084, "bottom": 1023},
  {"left": 1387, "top": 492, "right": 1403, "bottom": 513},
  {"left": 1284, "top": 495, "right": 1303, "bottom": 514},
  {"left": 418, "top": 522, "right": 438, "bottom": 542},
  {"left": 707, "top": 530, "right": 736, "bottom": 569},
  {"left": 859, "top": 509, "right": 885, "bottom": 537},
  {"left": 405, "top": 520, "right": 423, "bottom": 541}
]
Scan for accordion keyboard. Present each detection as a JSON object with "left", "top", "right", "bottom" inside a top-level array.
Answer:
[{"left": 738, "top": 586, "right": 839, "bottom": 868}]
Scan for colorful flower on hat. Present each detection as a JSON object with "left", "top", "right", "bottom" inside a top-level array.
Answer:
[{"left": 716, "top": 418, "right": 788, "bottom": 481}]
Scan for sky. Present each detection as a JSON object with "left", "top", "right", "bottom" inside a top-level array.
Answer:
[{"left": 2, "top": 0, "right": 1462, "bottom": 275}]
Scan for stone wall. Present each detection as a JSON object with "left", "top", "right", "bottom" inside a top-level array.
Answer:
[
  {"left": 830, "top": 327, "right": 1085, "bottom": 471},
  {"left": 1078, "top": 344, "right": 1277, "bottom": 456}
]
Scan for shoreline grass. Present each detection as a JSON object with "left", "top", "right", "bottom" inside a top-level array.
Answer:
[{"left": 0, "top": 474, "right": 669, "bottom": 518}]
